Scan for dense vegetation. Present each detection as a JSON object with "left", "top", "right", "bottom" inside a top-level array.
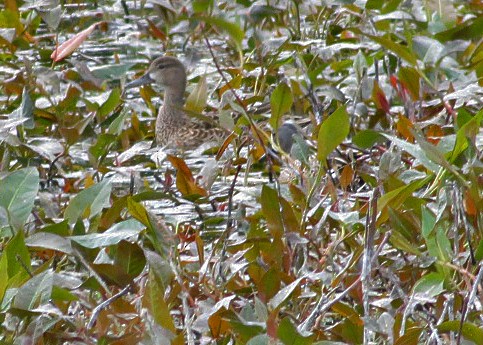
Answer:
[{"left": 0, "top": 0, "right": 482, "bottom": 343}]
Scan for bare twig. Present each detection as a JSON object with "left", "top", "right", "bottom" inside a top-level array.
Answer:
[
  {"left": 457, "top": 262, "right": 483, "bottom": 345},
  {"left": 87, "top": 280, "right": 136, "bottom": 330},
  {"left": 300, "top": 230, "right": 391, "bottom": 332},
  {"left": 203, "top": 36, "right": 275, "bottom": 178},
  {"left": 362, "top": 186, "right": 380, "bottom": 343}
]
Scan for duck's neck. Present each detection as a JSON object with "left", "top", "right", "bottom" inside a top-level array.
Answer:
[
  {"left": 159, "top": 86, "right": 186, "bottom": 125},
  {"left": 163, "top": 87, "right": 185, "bottom": 107}
]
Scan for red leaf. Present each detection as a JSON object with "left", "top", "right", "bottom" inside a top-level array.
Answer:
[
  {"left": 146, "top": 18, "right": 167, "bottom": 41},
  {"left": 372, "top": 79, "right": 390, "bottom": 114}
]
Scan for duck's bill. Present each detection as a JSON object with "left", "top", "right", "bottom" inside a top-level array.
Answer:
[{"left": 124, "top": 73, "right": 154, "bottom": 89}]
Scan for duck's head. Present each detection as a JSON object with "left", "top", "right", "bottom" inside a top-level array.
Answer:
[{"left": 125, "top": 56, "right": 186, "bottom": 91}]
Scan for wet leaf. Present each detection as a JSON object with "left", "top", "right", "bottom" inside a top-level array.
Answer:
[
  {"left": 0, "top": 167, "right": 39, "bottom": 230},
  {"left": 13, "top": 270, "right": 53, "bottom": 311},
  {"left": 10, "top": 87, "right": 34, "bottom": 129},
  {"left": 412, "top": 272, "right": 444, "bottom": 297},
  {"left": 37, "top": 5, "right": 62, "bottom": 30},
  {"left": 382, "top": 134, "right": 439, "bottom": 172},
  {"left": 69, "top": 219, "right": 144, "bottom": 248},
  {"left": 64, "top": 179, "right": 112, "bottom": 225},
  {"left": 25, "top": 232, "right": 73, "bottom": 255},
  {"left": 317, "top": 105, "right": 350, "bottom": 165},
  {"left": 91, "top": 63, "right": 136, "bottom": 81},
  {"left": 144, "top": 250, "right": 174, "bottom": 290},
  {"left": 268, "top": 277, "right": 303, "bottom": 310}
]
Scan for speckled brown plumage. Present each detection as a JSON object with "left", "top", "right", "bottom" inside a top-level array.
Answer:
[{"left": 125, "top": 56, "right": 225, "bottom": 149}]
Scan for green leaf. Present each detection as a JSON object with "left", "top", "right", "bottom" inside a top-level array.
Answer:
[
  {"left": 13, "top": 270, "right": 54, "bottom": 311},
  {"left": 394, "top": 327, "right": 423, "bottom": 345},
  {"left": 434, "top": 15, "right": 483, "bottom": 42},
  {"left": 0, "top": 167, "right": 39, "bottom": 231},
  {"left": 0, "top": 253, "right": 8, "bottom": 302},
  {"left": 91, "top": 63, "right": 137, "bottom": 81},
  {"left": 366, "top": 34, "right": 418, "bottom": 66},
  {"left": 317, "top": 105, "right": 350, "bottom": 165},
  {"left": 438, "top": 321, "right": 483, "bottom": 344},
  {"left": 268, "top": 277, "right": 303, "bottom": 310},
  {"left": 246, "top": 334, "right": 270, "bottom": 345},
  {"left": 143, "top": 270, "right": 176, "bottom": 333},
  {"left": 421, "top": 206, "right": 436, "bottom": 238},
  {"left": 10, "top": 87, "right": 34, "bottom": 129},
  {"left": 413, "top": 272, "right": 444, "bottom": 297},
  {"left": 25, "top": 232, "right": 73, "bottom": 255},
  {"left": 201, "top": 16, "right": 244, "bottom": 49},
  {"left": 64, "top": 179, "right": 112, "bottom": 225},
  {"left": 89, "top": 133, "right": 117, "bottom": 159},
  {"left": 270, "top": 83, "right": 293, "bottom": 132},
  {"left": 144, "top": 250, "right": 174, "bottom": 291},
  {"left": 69, "top": 219, "right": 144, "bottom": 248},
  {"left": 113, "top": 240, "right": 146, "bottom": 277},
  {"left": 382, "top": 134, "right": 439, "bottom": 172},
  {"left": 192, "top": 0, "right": 213, "bottom": 13},
  {"left": 98, "top": 88, "right": 121, "bottom": 118},
  {"left": 450, "top": 108, "right": 483, "bottom": 162},
  {"left": 260, "top": 185, "right": 283, "bottom": 238},
  {"left": 378, "top": 176, "right": 431, "bottom": 222},
  {"left": 353, "top": 129, "right": 385, "bottom": 148},
  {"left": 389, "top": 229, "right": 422, "bottom": 256},
  {"left": 475, "top": 239, "right": 483, "bottom": 261},
  {"left": 3, "top": 230, "right": 31, "bottom": 280},
  {"left": 398, "top": 66, "right": 420, "bottom": 100},
  {"left": 277, "top": 316, "right": 314, "bottom": 345},
  {"left": 108, "top": 107, "right": 130, "bottom": 135},
  {"left": 185, "top": 75, "right": 208, "bottom": 114}
]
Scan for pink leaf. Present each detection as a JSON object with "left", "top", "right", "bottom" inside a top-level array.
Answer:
[{"left": 51, "top": 21, "right": 104, "bottom": 62}]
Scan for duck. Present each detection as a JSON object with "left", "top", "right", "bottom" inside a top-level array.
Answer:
[{"left": 124, "top": 55, "right": 225, "bottom": 149}]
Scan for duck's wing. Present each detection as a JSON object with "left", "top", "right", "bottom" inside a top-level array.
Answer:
[{"left": 175, "top": 121, "right": 228, "bottom": 149}]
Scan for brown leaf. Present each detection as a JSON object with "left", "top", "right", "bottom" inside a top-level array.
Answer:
[
  {"left": 340, "top": 164, "right": 354, "bottom": 191},
  {"left": 167, "top": 155, "right": 208, "bottom": 197},
  {"left": 426, "top": 124, "right": 443, "bottom": 145},
  {"left": 396, "top": 114, "right": 414, "bottom": 141}
]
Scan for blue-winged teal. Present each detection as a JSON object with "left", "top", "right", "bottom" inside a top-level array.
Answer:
[{"left": 125, "top": 56, "right": 225, "bottom": 149}]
